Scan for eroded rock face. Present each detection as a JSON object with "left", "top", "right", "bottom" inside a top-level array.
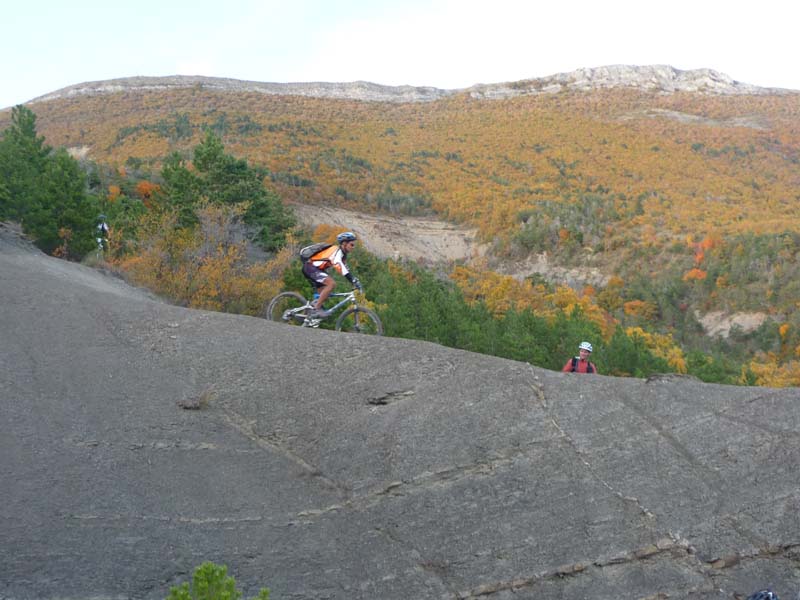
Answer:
[
  {"left": 1, "top": 228, "right": 799, "bottom": 599},
  {"left": 696, "top": 309, "right": 770, "bottom": 338},
  {"left": 28, "top": 65, "right": 795, "bottom": 106}
]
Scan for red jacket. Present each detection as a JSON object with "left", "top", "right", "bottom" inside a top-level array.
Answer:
[{"left": 562, "top": 357, "right": 597, "bottom": 374}]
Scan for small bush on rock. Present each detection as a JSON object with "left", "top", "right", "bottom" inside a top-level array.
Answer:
[{"left": 166, "top": 561, "right": 269, "bottom": 600}]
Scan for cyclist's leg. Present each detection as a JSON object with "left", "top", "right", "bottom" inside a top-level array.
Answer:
[
  {"left": 302, "top": 263, "right": 334, "bottom": 310},
  {"left": 314, "top": 277, "right": 335, "bottom": 310}
]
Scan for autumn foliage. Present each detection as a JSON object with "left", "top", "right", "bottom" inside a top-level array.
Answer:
[
  {"left": 112, "top": 203, "right": 291, "bottom": 314},
  {"left": 6, "top": 85, "right": 800, "bottom": 384}
]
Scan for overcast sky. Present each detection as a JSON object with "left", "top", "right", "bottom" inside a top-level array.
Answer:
[{"left": 2, "top": 0, "right": 798, "bottom": 109}]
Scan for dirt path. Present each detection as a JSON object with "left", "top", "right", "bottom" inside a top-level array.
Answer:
[{"left": 290, "top": 204, "right": 488, "bottom": 264}]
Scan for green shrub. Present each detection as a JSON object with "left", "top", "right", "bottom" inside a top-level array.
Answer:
[{"left": 166, "top": 561, "right": 269, "bottom": 600}]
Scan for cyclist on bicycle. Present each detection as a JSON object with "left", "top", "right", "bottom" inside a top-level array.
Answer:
[{"left": 302, "top": 231, "right": 362, "bottom": 318}]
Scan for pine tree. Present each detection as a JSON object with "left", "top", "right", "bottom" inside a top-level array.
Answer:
[{"left": 0, "top": 105, "right": 50, "bottom": 220}]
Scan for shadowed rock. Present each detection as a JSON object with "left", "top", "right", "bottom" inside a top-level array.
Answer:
[{"left": 1, "top": 224, "right": 798, "bottom": 599}]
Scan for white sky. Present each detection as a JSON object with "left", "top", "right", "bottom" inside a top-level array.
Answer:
[{"left": 2, "top": 0, "right": 799, "bottom": 109}]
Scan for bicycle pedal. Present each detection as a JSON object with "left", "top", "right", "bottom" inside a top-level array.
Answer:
[{"left": 303, "top": 318, "right": 322, "bottom": 328}]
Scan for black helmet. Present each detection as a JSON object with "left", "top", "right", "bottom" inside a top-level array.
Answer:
[
  {"left": 337, "top": 231, "right": 357, "bottom": 244},
  {"left": 746, "top": 591, "right": 779, "bottom": 600}
]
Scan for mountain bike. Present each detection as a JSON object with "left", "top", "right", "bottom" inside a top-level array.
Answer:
[{"left": 265, "top": 289, "right": 383, "bottom": 335}]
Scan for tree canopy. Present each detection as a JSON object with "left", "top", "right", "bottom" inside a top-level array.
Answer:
[{"left": 0, "top": 105, "right": 99, "bottom": 258}]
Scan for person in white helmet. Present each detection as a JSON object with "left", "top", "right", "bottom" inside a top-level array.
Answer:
[{"left": 562, "top": 341, "right": 598, "bottom": 374}]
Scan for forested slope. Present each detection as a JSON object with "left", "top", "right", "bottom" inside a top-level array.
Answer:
[{"left": 3, "top": 77, "right": 800, "bottom": 384}]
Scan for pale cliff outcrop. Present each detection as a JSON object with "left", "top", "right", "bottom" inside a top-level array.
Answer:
[{"left": 29, "top": 64, "right": 795, "bottom": 106}]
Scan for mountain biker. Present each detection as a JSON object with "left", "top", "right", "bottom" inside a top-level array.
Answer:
[
  {"left": 302, "top": 231, "right": 362, "bottom": 317},
  {"left": 562, "top": 341, "right": 598, "bottom": 374}
]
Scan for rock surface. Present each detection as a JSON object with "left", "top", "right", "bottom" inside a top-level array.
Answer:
[
  {"left": 290, "top": 203, "right": 488, "bottom": 264},
  {"left": 27, "top": 65, "right": 796, "bottom": 106},
  {"left": 1, "top": 224, "right": 799, "bottom": 600}
]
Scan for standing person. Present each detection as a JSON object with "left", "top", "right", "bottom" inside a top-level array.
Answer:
[
  {"left": 562, "top": 341, "right": 598, "bottom": 374},
  {"left": 302, "top": 231, "right": 362, "bottom": 317},
  {"left": 96, "top": 214, "right": 109, "bottom": 252}
]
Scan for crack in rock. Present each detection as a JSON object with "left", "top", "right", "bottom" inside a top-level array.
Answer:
[
  {"left": 457, "top": 535, "right": 693, "bottom": 598},
  {"left": 456, "top": 539, "right": 800, "bottom": 598},
  {"left": 221, "top": 408, "right": 349, "bottom": 499},
  {"left": 367, "top": 389, "right": 415, "bottom": 406},
  {"left": 545, "top": 413, "right": 656, "bottom": 520},
  {"left": 68, "top": 513, "right": 263, "bottom": 524},
  {"left": 290, "top": 442, "right": 557, "bottom": 522}
]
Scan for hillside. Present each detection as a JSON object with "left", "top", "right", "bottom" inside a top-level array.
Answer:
[
  {"left": 3, "top": 65, "right": 800, "bottom": 373},
  {"left": 6, "top": 67, "right": 799, "bottom": 248},
  {"left": 2, "top": 222, "right": 800, "bottom": 599}
]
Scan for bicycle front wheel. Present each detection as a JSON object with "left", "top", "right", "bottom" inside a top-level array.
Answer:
[
  {"left": 265, "top": 291, "right": 309, "bottom": 325},
  {"left": 336, "top": 306, "right": 383, "bottom": 335}
]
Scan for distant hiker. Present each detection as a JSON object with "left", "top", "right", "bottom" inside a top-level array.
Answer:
[
  {"left": 562, "top": 341, "right": 598, "bottom": 374},
  {"left": 96, "top": 214, "right": 109, "bottom": 251},
  {"left": 301, "top": 231, "right": 362, "bottom": 318}
]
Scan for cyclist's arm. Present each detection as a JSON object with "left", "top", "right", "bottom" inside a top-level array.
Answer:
[{"left": 344, "top": 273, "right": 362, "bottom": 290}]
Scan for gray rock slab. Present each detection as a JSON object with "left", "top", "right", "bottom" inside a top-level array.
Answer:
[{"left": 1, "top": 226, "right": 799, "bottom": 600}]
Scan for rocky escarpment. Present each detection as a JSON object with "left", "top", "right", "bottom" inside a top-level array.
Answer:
[
  {"left": 468, "top": 64, "right": 794, "bottom": 98},
  {"left": 2, "top": 226, "right": 800, "bottom": 600},
  {"left": 29, "top": 75, "right": 453, "bottom": 104},
  {"left": 28, "top": 64, "right": 795, "bottom": 106}
]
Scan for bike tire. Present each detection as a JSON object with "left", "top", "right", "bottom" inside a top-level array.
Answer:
[
  {"left": 265, "top": 291, "right": 310, "bottom": 325},
  {"left": 335, "top": 306, "right": 383, "bottom": 335}
]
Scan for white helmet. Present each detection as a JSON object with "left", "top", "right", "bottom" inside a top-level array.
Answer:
[{"left": 579, "top": 341, "right": 593, "bottom": 353}]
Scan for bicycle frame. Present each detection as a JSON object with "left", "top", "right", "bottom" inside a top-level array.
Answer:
[
  {"left": 322, "top": 291, "right": 358, "bottom": 313},
  {"left": 268, "top": 287, "right": 382, "bottom": 334},
  {"left": 282, "top": 290, "right": 358, "bottom": 327}
]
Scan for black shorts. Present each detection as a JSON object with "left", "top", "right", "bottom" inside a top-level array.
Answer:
[{"left": 302, "top": 262, "right": 331, "bottom": 287}]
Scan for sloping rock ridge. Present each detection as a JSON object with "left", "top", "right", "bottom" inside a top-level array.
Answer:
[
  {"left": 467, "top": 64, "right": 793, "bottom": 98},
  {"left": 28, "top": 65, "right": 796, "bottom": 106},
  {"left": 1, "top": 225, "right": 799, "bottom": 600}
]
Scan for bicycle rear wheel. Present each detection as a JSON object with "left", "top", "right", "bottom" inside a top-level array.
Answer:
[
  {"left": 265, "top": 291, "right": 310, "bottom": 325},
  {"left": 336, "top": 306, "right": 383, "bottom": 335}
]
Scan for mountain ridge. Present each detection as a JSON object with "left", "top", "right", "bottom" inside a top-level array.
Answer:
[{"left": 26, "top": 64, "right": 796, "bottom": 106}]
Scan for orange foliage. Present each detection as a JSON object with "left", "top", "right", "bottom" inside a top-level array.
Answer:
[
  {"left": 112, "top": 203, "right": 290, "bottom": 314},
  {"left": 450, "top": 265, "right": 614, "bottom": 338},
  {"left": 108, "top": 185, "right": 121, "bottom": 202},
  {"left": 744, "top": 352, "right": 800, "bottom": 387},
  {"left": 312, "top": 223, "right": 344, "bottom": 243},
  {"left": 14, "top": 84, "right": 800, "bottom": 384},
  {"left": 22, "top": 86, "right": 800, "bottom": 250},
  {"left": 623, "top": 299, "right": 658, "bottom": 320},
  {"left": 135, "top": 180, "right": 160, "bottom": 199},
  {"left": 626, "top": 326, "right": 687, "bottom": 373},
  {"left": 693, "top": 250, "right": 704, "bottom": 265},
  {"left": 607, "top": 276, "right": 624, "bottom": 288},
  {"left": 52, "top": 227, "right": 73, "bottom": 258},
  {"left": 682, "top": 268, "right": 707, "bottom": 282}
]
